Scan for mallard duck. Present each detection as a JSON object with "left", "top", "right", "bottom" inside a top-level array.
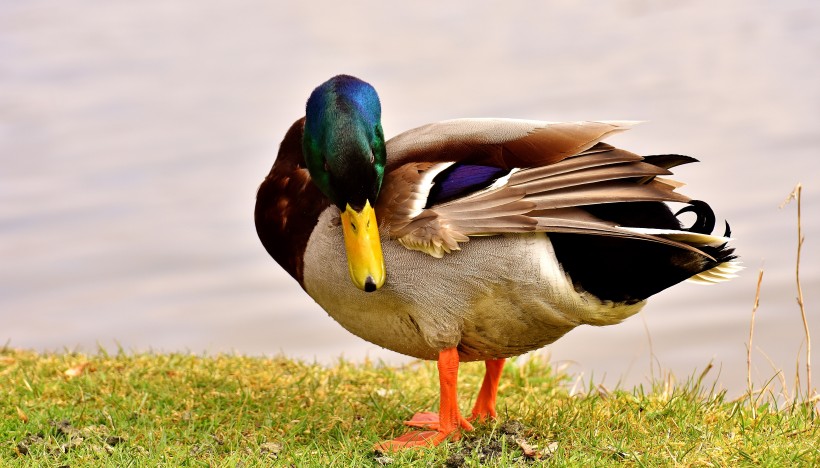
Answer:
[{"left": 255, "top": 75, "right": 739, "bottom": 450}]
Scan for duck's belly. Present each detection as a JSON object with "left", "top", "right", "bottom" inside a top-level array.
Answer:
[{"left": 302, "top": 208, "right": 645, "bottom": 361}]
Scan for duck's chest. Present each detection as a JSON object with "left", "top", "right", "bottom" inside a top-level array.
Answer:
[{"left": 302, "top": 208, "right": 645, "bottom": 361}]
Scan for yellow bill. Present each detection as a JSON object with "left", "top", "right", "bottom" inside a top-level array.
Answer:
[{"left": 340, "top": 200, "right": 386, "bottom": 292}]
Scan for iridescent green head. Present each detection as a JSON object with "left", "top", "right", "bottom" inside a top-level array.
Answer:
[
  {"left": 303, "top": 75, "right": 387, "bottom": 292},
  {"left": 303, "top": 75, "right": 386, "bottom": 212}
]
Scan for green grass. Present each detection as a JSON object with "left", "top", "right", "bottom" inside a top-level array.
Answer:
[{"left": 2, "top": 348, "right": 818, "bottom": 467}]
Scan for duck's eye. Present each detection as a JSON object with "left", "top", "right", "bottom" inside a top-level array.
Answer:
[
  {"left": 323, "top": 161, "right": 330, "bottom": 172},
  {"left": 369, "top": 152, "right": 375, "bottom": 164}
]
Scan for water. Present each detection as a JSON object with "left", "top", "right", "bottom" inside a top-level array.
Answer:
[{"left": 1, "top": 0, "right": 819, "bottom": 397}]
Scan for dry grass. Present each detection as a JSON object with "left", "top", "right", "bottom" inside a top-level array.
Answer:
[{"left": 778, "top": 183, "right": 817, "bottom": 410}]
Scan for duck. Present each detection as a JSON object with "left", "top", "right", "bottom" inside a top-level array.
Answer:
[{"left": 254, "top": 74, "right": 739, "bottom": 450}]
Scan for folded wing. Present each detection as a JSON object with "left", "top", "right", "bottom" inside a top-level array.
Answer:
[{"left": 377, "top": 119, "right": 726, "bottom": 263}]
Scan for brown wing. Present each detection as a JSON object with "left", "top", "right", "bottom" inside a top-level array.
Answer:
[
  {"left": 255, "top": 118, "right": 331, "bottom": 287},
  {"left": 377, "top": 119, "right": 703, "bottom": 258},
  {"left": 385, "top": 118, "right": 635, "bottom": 171}
]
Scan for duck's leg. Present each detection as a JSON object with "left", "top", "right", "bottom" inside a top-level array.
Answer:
[
  {"left": 375, "top": 348, "right": 473, "bottom": 451},
  {"left": 402, "top": 357, "right": 506, "bottom": 428},
  {"left": 469, "top": 358, "right": 505, "bottom": 421}
]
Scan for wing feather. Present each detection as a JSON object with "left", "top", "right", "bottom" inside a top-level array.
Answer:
[
  {"left": 386, "top": 119, "right": 637, "bottom": 170},
  {"left": 378, "top": 118, "right": 710, "bottom": 258}
]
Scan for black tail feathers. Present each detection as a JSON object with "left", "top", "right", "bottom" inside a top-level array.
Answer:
[{"left": 676, "top": 200, "right": 716, "bottom": 234}]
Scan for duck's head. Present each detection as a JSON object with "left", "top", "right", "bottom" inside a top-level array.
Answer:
[{"left": 303, "top": 75, "right": 387, "bottom": 292}]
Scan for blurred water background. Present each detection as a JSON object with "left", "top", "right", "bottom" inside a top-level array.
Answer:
[{"left": 2, "top": 0, "right": 818, "bottom": 397}]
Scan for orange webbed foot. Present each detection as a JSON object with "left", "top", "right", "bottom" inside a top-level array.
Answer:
[
  {"left": 404, "top": 411, "right": 440, "bottom": 429},
  {"left": 404, "top": 411, "right": 474, "bottom": 430},
  {"left": 375, "top": 348, "right": 477, "bottom": 451},
  {"left": 376, "top": 416, "right": 474, "bottom": 451},
  {"left": 374, "top": 429, "right": 446, "bottom": 451}
]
